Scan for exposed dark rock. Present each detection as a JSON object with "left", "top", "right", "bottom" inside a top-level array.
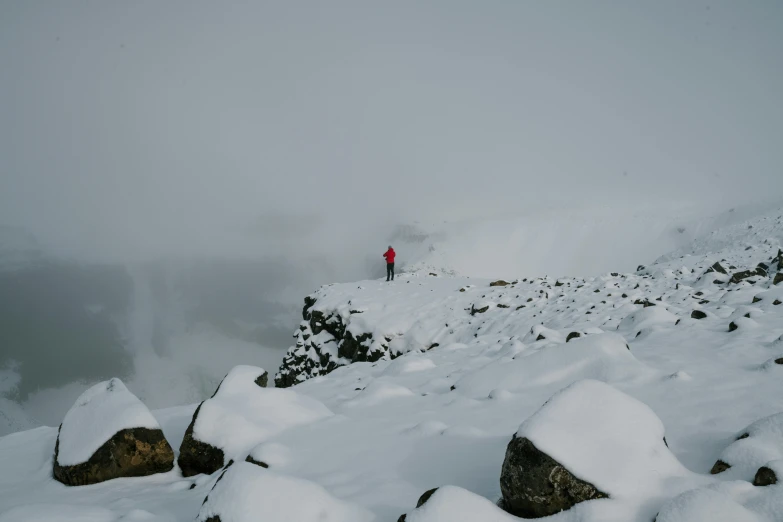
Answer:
[
  {"left": 710, "top": 460, "right": 731, "bottom": 474},
  {"left": 705, "top": 262, "right": 727, "bottom": 275},
  {"left": 536, "top": 334, "right": 546, "bottom": 341},
  {"left": 178, "top": 402, "right": 225, "bottom": 477},
  {"left": 775, "top": 358, "right": 783, "bottom": 365},
  {"left": 302, "top": 296, "right": 317, "bottom": 320},
  {"left": 254, "top": 372, "right": 268, "bottom": 388},
  {"left": 753, "top": 466, "right": 777, "bottom": 486},
  {"left": 634, "top": 299, "right": 656, "bottom": 307},
  {"left": 244, "top": 456, "right": 269, "bottom": 468},
  {"left": 690, "top": 310, "right": 707, "bottom": 320},
  {"left": 774, "top": 299, "right": 782, "bottom": 306},
  {"left": 566, "top": 332, "right": 581, "bottom": 342},
  {"left": 637, "top": 265, "right": 645, "bottom": 272},
  {"left": 53, "top": 426, "right": 174, "bottom": 486},
  {"left": 500, "top": 436, "right": 608, "bottom": 518},
  {"left": 397, "top": 487, "right": 441, "bottom": 522},
  {"left": 752, "top": 296, "right": 762, "bottom": 303},
  {"left": 728, "top": 322, "right": 738, "bottom": 332},
  {"left": 730, "top": 267, "right": 767, "bottom": 284},
  {"left": 471, "top": 305, "right": 490, "bottom": 315},
  {"left": 490, "top": 280, "right": 510, "bottom": 287},
  {"left": 774, "top": 273, "right": 783, "bottom": 286}
]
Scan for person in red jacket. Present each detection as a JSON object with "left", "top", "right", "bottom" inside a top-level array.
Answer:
[{"left": 383, "top": 246, "right": 396, "bottom": 281}]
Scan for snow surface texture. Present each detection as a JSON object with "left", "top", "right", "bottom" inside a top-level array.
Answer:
[
  {"left": 197, "top": 462, "right": 374, "bottom": 522},
  {"left": 192, "top": 365, "right": 332, "bottom": 462},
  {"left": 56, "top": 378, "right": 161, "bottom": 466},
  {"left": 0, "top": 205, "right": 782, "bottom": 521}
]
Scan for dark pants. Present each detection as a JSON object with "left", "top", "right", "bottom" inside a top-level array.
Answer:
[{"left": 386, "top": 263, "right": 395, "bottom": 281}]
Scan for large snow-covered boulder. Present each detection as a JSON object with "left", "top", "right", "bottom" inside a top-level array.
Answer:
[
  {"left": 195, "top": 461, "right": 374, "bottom": 522},
  {"left": 500, "top": 380, "right": 687, "bottom": 518},
  {"left": 709, "top": 412, "right": 783, "bottom": 480},
  {"left": 178, "top": 365, "right": 332, "bottom": 477},
  {"left": 52, "top": 378, "right": 174, "bottom": 486}
]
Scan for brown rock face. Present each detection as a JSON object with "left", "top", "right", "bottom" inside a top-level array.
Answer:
[
  {"left": 500, "top": 436, "right": 608, "bottom": 518},
  {"left": 710, "top": 460, "right": 731, "bottom": 474},
  {"left": 53, "top": 426, "right": 174, "bottom": 486},
  {"left": 490, "top": 280, "right": 510, "bottom": 287}
]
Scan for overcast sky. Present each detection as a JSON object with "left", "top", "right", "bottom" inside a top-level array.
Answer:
[{"left": 1, "top": 1, "right": 781, "bottom": 262}]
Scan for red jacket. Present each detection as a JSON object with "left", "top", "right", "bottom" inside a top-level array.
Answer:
[{"left": 383, "top": 248, "right": 396, "bottom": 264}]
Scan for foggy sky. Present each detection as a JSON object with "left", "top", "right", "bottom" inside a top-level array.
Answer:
[{"left": 1, "top": 1, "right": 782, "bottom": 263}]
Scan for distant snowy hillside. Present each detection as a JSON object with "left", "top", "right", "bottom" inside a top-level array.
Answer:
[
  {"left": 1, "top": 204, "right": 782, "bottom": 521},
  {"left": 393, "top": 201, "right": 783, "bottom": 278}
]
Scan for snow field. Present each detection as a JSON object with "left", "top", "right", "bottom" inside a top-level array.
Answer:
[{"left": 0, "top": 206, "right": 782, "bottom": 521}]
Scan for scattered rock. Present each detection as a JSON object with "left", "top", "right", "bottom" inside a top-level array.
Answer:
[
  {"left": 728, "top": 321, "right": 738, "bottom": 332},
  {"left": 753, "top": 466, "right": 777, "bottom": 486},
  {"left": 774, "top": 273, "right": 783, "bottom": 286},
  {"left": 244, "top": 455, "right": 269, "bottom": 468},
  {"left": 691, "top": 310, "right": 707, "bottom": 320},
  {"left": 705, "top": 262, "right": 727, "bottom": 275},
  {"left": 490, "top": 280, "right": 510, "bottom": 287},
  {"left": 566, "top": 332, "right": 581, "bottom": 342},
  {"left": 729, "top": 267, "right": 766, "bottom": 284},
  {"left": 710, "top": 460, "right": 731, "bottom": 474},
  {"left": 471, "top": 305, "right": 489, "bottom": 315}
]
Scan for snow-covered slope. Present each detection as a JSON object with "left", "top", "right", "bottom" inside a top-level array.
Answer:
[
  {"left": 1, "top": 205, "right": 782, "bottom": 521},
  {"left": 394, "top": 201, "right": 782, "bottom": 278}
]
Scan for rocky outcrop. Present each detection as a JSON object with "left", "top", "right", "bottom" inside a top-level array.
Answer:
[
  {"left": 729, "top": 266, "right": 767, "bottom": 284},
  {"left": 276, "top": 297, "right": 396, "bottom": 387},
  {"left": 690, "top": 310, "right": 707, "bottom": 320},
  {"left": 53, "top": 426, "right": 174, "bottom": 486},
  {"left": 499, "top": 436, "right": 608, "bottom": 518}
]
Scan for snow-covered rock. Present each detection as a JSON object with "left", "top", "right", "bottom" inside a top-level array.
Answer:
[
  {"left": 52, "top": 378, "right": 174, "bottom": 486},
  {"left": 500, "top": 380, "right": 691, "bottom": 518},
  {"left": 178, "top": 365, "right": 331, "bottom": 476},
  {"left": 195, "top": 461, "right": 374, "bottom": 522},
  {"left": 710, "top": 412, "right": 783, "bottom": 481},
  {"left": 399, "top": 486, "right": 514, "bottom": 522}
]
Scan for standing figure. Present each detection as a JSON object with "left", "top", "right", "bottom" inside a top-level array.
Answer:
[{"left": 383, "top": 246, "right": 396, "bottom": 281}]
